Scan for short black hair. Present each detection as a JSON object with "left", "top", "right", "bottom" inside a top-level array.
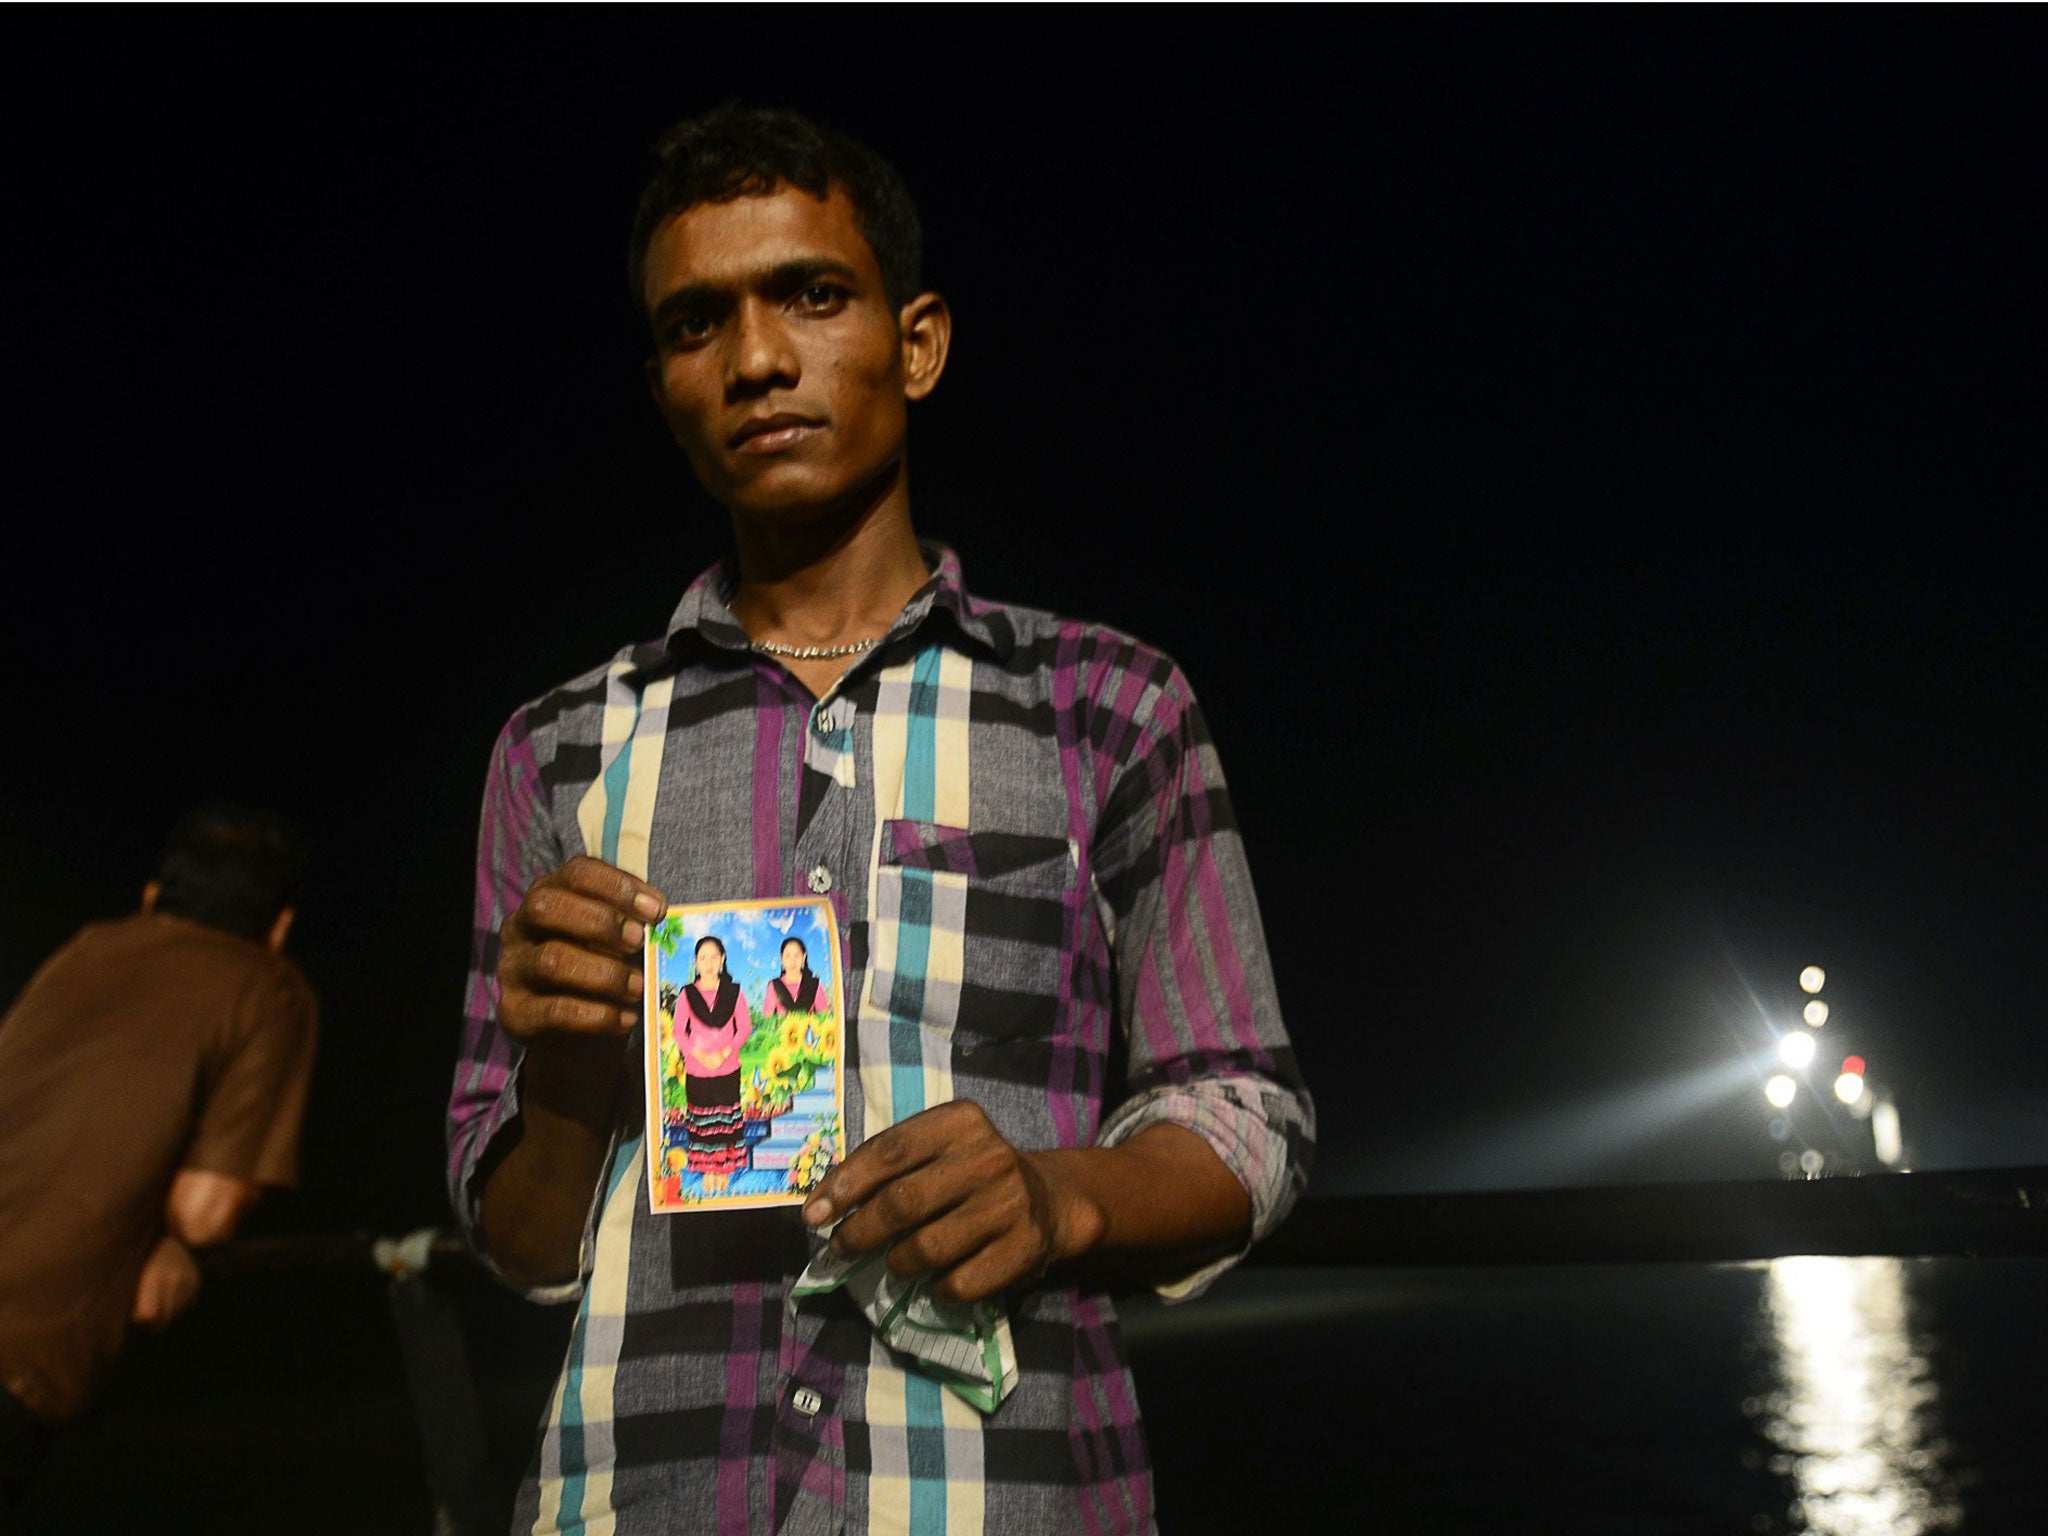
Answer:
[
  {"left": 629, "top": 105, "right": 924, "bottom": 315},
  {"left": 151, "top": 803, "right": 307, "bottom": 942}
]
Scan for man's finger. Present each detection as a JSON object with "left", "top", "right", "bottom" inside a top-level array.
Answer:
[
  {"left": 557, "top": 856, "right": 667, "bottom": 921},
  {"left": 499, "top": 987, "right": 640, "bottom": 1039},
  {"left": 929, "top": 1228, "right": 1042, "bottom": 1304},
  {"left": 518, "top": 882, "right": 655, "bottom": 953},
  {"left": 828, "top": 1160, "right": 978, "bottom": 1258},
  {"left": 520, "top": 940, "right": 642, "bottom": 1003},
  {"left": 506, "top": 990, "right": 640, "bottom": 1038},
  {"left": 802, "top": 1111, "right": 957, "bottom": 1226},
  {"left": 878, "top": 1193, "right": 1018, "bottom": 1282}
]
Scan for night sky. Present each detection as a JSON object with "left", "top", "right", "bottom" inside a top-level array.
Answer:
[{"left": 4, "top": 12, "right": 2042, "bottom": 1237}]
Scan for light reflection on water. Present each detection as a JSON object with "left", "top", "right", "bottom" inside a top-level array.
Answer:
[{"left": 1751, "top": 1256, "right": 1960, "bottom": 1535}]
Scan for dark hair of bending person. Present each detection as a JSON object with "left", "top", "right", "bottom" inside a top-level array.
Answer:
[{"left": 149, "top": 803, "right": 308, "bottom": 943}]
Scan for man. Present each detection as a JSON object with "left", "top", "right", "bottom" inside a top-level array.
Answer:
[
  {"left": 0, "top": 805, "right": 318, "bottom": 1519},
  {"left": 447, "top": 106, "right": 1312, "bottom": 1535}
]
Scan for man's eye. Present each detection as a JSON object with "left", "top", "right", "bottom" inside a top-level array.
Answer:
[
  {"left": 663, "top": 312, "right": 713, "bottom": 345},
  {"left": 797, "top": 284, "right": 847, "bottom": 313}
]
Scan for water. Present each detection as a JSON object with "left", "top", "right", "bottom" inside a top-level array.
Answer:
[
  {"left": 19, "top": 1256, "right": 2043, "bottom": 1532},
  {"left": 1127, "top": 1258, "right": 2044, "bottom": 1533}
]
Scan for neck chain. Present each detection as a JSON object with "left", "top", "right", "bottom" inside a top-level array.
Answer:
[{"left": 748, "top": 635, "right": 883, "bottom": 661}]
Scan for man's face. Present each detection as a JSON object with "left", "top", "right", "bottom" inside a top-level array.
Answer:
[{"left": 642, "top": 184, "right": 920, "bottom": 521}]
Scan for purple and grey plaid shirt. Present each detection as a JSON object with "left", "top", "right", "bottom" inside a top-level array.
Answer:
[{"left": 447, "top": 546, "right": 1312, "bottom": 1535}]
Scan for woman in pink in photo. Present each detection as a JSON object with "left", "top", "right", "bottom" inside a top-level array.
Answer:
[
  {"left": 678, "top": 935, "right": 752, "bottom": 1194},
  {"left": 759, "top": 936, "right": 823, "bottom": 1017}
]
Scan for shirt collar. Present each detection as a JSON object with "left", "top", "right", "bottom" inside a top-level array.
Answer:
[{"left": 661, "top": 541, "right": 1015, "bottom": 663}]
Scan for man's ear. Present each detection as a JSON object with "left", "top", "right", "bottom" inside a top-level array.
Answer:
[
  {"left": 266, "top": 906, "right": 296, "bottom": 954},
  {"left": 141, "top": 881, "right": 161, "bottom": 914},
  {"left": 898, "top": 292, "right": 952, "bottom": 402}
]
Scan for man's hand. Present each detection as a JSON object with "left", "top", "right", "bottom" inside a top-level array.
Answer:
[
  {"left": 500, "top": 855, "right": 665, "bottom": 1044},
  {"left": 498, "top": 856, "right": 666, "bottom": 1105},
  {"left": 802, "top": 1101, "right": 1107, "bottom": 1303},
  {"left": 480, "top": 856, "right": 665, "bottom": 1286},
  {"left": 131, "top": 1235, "right": 202, "bottom": 1330},
  {"left": 166, "top": 1168, "right": 259, "bottom": 1249},
  {"left": 803, "top": 1110, "right": 1254, "bottom": 1302}
]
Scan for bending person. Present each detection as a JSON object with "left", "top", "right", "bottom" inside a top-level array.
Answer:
[{"left": 0, "top": 805, "right": 318, "bottom": 1518}]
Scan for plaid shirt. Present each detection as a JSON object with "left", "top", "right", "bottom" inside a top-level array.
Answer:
[{"left": 448, "top": 547, "right": 1313, "bottom": 1536}]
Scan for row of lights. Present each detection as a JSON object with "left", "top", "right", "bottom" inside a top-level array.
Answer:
[{"left": 1763, "top": 965, "right": 1868, "bottom": 1109}]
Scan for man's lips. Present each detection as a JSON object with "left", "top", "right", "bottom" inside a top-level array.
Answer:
[{"left": 729, "top": 413, "right": 823, "bottom": 453}]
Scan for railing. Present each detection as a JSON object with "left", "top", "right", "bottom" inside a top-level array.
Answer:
[
  {"left": 198, "top": 1164, "right": 2048, "bottom": 1280},
  {"left": 1248, "top": 1164, "right": 2048, "bottom": 1265}
]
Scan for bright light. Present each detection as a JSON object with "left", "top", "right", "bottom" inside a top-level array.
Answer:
[
  {"left": 1873, "top": 1097, "right": 1903, "bottom": 1166},
  {"left": 1766, "top": 1074, "right": 1798, "bottom": 1108},
  {"left": 1778, "top": 1031, "right": 1817, "bottom": 1069},
  {"left": 1834, "top": 1072, "right": 1866, "bottom": 1105},
  {"left": 1800, "top": 966, "right": 1826, "bottom": 994},
  {"left": 1804, "top": 999, "right": 1830, "bottom": 1026},
  {"left": 1841, "top": 1054, "right": 1866, "bottom": 1077}
]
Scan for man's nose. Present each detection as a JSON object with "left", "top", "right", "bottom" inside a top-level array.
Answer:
[{"left": 726, "top": 299, "right": 799, "bottom": 396}]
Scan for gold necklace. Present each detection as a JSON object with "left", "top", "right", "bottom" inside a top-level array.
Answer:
[{"left": 747, "top": 636, "right": 882, "bottom": 660}]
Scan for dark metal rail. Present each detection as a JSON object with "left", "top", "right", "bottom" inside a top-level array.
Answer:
[
  {"left": 1247, "top": 1165, "right": 2048, "bottom": 1267},
  {"left": 201, "top": 1166, "right": 2048, "bottom": 1278}
]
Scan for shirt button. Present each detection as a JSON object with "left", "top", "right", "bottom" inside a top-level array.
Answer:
[
  {"left": 815, "top": 707, "right": 837, "bottom": 736},
  {"left": 807, "top": 864, "right": 833, "bottom": 894},
  {"left": 792, "top": 1387, "right": 823, "bottom": 1417}
]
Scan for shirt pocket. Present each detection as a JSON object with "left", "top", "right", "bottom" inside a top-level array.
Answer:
[{"left": 868, "top": 819, "right": 1078, "bottom": 1045}]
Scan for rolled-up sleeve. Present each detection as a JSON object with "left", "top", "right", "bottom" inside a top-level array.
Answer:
[
  {"left": 1092, "top": 669, "right": 1315, "bottom": 1299},
  {"left": 445, "top": 710, "right": 587, "bottom": 1301}
]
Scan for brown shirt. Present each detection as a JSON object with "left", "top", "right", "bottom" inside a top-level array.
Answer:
[{"left": 0, "top": 912, "right": 317, "bottom": 1423}]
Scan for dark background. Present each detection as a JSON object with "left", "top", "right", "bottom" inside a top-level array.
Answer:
[{"left": 3, "top": 11, "right": 2042, "bottom": 1242}]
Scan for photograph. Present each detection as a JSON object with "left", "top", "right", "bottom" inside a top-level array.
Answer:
[{"left": 644, "top": 898, "right": 845, "bottom": 1211}]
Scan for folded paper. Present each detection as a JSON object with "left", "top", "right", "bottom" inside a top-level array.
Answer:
[{"left": 794, "top": 1228, "right": 1019, "bottom": 1413}]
